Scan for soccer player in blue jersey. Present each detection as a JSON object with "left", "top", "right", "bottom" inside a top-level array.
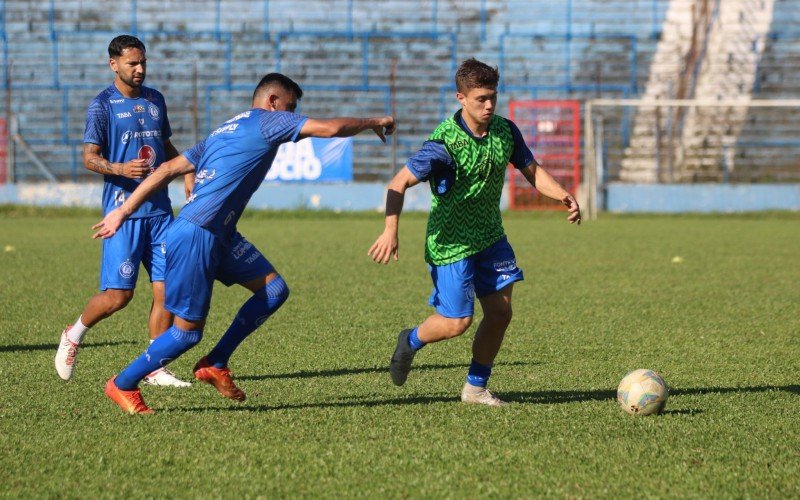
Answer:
[
  {"left": 368, "top": 58, "right": 580, "bottom": 406},
  {"left": 92, "top": 73, "right": 395, "bottom": 413},
  {"left": 55, "top": 35, "right": 192, "bottom": 387}
]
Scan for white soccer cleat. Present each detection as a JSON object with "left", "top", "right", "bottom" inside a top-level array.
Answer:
[
  {"left": 143, "top": 367, "right": 191, "bottom": 387},
  {"left": 460, "top": 382, "right": 508, "bottom": 407},
  {"left": 55, "top": 326, "right": 80, "bottom": 381}
]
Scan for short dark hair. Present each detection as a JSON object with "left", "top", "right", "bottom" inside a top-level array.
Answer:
[
  {"left": 108, "top": 35, "right": 146, "bottom": 58},
  {"left": 455, "top": 58, "right": 499, "bottom": 93},
  {"left": 252, "top": 73, "right": 303, "bottom": 101}
]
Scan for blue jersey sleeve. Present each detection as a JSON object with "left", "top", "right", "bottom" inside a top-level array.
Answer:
[
  {"left": 259, "top": 111, "right": 308, "bottom": 144},
  {"left": 506, "top": 119, "right": 535, "bottom": 170},
  {"left": 407, "top": 141, "right": 454, "bottom": 181},
  {"left": 182, "top": 140, "right": 206, "bottom": 166},
  {"left": 407, "top": 141, "right": 455, "bottom": 195},
  {"left": 83, "top": 99, "right": 108, "bottom": 146}
]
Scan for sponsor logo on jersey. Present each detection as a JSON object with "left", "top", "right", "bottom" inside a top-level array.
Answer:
[
  {"left": 110, "top": 98, "right": 125, "bottom": 104},
  {"left": 138, "top": 145, "right": 156, "bottom": 168},
  {"left": 195, "top": 168, "right": 216, "bottom": 185},
  {"left": 210, "top": 123, "right": 239, "bottom": 136},
  {"left": 116, "top": 112, "right": 132, "bottom": 118},
  {"left": 121, "top": 129, "right": 162, "bottom": 144},
  {"left": 133, "top": 105, "right": 145, "bottom": 113},
  {"left": 148, "top": 104, "right": 160, "bottom": 120},
  {"left": 450, "top": 139, "right": 469, "bottom": 150},
  {"left": 119, "top": 259, "right": 135, "bottom": 279}
]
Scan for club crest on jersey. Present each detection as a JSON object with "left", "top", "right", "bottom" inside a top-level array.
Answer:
[
  {"left": 133, "top": 105, "right": 145, "bottom": 113},
  {"left": 148, "top": 104, "right": 160, "bottom": 120},
  {"left": 119, "top": 259, "right": 135, "bottom": 279},
  {"left": 138, "top": 145, "right": 156, "bottom": 168}
]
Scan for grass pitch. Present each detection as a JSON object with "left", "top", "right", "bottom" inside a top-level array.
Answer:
[{"left": 1, "top": 207, "right": 798, "bottom": 497}]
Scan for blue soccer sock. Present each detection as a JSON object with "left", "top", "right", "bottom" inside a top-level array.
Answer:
[
  {"left": 407, "top": 326, "right": 426, "bottom": 351},
  {"left": 207, "top": 276, "right": 289, "bottom": 369},
  {"left": 115, "top": 326, "right": 203, "bottom": 390},
  {"left": 466, "top": 359, "right": 493, "bottom": 388}
]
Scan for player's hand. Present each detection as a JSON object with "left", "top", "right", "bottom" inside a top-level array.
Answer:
[
  {"left": 120, "top": 158, "right": 150, "bottom": 179},
  {"left": 562, "top": 194, "right": 581, "bottom": 225},
  {"left": 371, "top": 116, "right": 396, "bottom": 143},
  {"left": 368, "top": 230, "right": 399, "bottom": 264},
  {"left": 91, "top": 208, "right": 127, "bottom": 239}
]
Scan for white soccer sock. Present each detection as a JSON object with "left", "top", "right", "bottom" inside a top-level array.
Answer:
[{"left": 66, "top": 317, "right": 89, "bottom": 344}]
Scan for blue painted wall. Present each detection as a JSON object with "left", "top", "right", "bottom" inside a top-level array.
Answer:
[
  {"left": 2, "top": 182, "right": 799, "bottom": 214},
  {"left": 605, "top": 183, "right": 800, "bottom": 213}
]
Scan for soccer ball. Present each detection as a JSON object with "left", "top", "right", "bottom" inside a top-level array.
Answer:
[{"left": 616, "top": 369, "right": 669, "bottom": 416}]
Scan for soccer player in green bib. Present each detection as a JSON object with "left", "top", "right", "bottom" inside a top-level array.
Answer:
[{"left": 368, "top": 58, "right": 581, "bottom": 406}]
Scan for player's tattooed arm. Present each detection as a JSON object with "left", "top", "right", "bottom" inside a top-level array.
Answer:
[{"left": 82, "top": 143, "right": 149, "bottom": 178}]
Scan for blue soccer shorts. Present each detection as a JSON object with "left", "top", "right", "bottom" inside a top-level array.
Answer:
[
  {"left": 164, "top": 218, "right": 275, "bottom": 321},
  {"left": 99, "top": 213, "right": 173, "bottom": 290},
  {"left": 427, "top": 236, "right": 524, "bottom": 318}
]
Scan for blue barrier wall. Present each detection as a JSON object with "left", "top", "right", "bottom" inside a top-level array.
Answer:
[
  {"left": 2, "top": 182, "right": 798, "bottom": 214},
  {"left": 605, "top": 183, "right": 800, "bottom": 213}
]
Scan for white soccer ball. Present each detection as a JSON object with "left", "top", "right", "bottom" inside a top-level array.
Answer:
[{"left": 616, "top": 369, "right": 669, "bottom": 416}]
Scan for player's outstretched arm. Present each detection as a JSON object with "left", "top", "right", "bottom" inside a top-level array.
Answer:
[
  {"left": 163, "top": 138, "right": 195, "bottom": 200},
  {"left": 368, "top": 166, "right": 420, "bottom": 264},
  {"left": 298, "top": 116, "right": 395, "bottom": 142},
  {"left": 92, "top": 155, "right": 196, "bottom": 239},
  {"left": 520, "top": 162, "right": 581, "bottom": 225},
  {"left": 83, "top": 143, "right": 150, "bottom": 179}
]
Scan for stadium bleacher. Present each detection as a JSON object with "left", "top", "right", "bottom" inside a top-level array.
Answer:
[{"left": 0, "top": 0, "right": 797, "bottom": 182}]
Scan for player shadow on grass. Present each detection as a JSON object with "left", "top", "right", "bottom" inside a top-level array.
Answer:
[
  {"left": 177, "top": 384, "right": 799, "bottom": 413},
  {"left": 236, "top": 360, "right": 535, "bottom": 381},
  {"left": 0, "top": 340, "right": 137, "bottom": 354}
]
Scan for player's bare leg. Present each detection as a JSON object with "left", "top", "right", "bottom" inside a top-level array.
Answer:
[
  {"left": 143, "top": 281, "right": 190, "bottom": 387},
  {"left": 55, "top": 289, "right": 134, "bottom": 380},
  {"left": 461, "top": 285, "right": 513, "bottom": 406},
  {"left": 390, "top": 315, "right": 472, "bottom": 386}
]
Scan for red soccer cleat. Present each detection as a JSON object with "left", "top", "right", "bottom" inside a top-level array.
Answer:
[
  {"left": 193, "top": 356, "right": 246, "bottom": 401},
  {"left": 104, "top": 377, "right": 154, "bottom": 414}
]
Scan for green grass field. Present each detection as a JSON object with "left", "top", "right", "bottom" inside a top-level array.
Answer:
[{"left": 1, "top": 207, "right": 798, "bottom": 497}]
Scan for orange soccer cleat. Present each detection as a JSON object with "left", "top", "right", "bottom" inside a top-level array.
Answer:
[
  {"left": 193, "top": 356, "right": 246, "bottom": 401},
  {"left": 104, "top": 377, "right": 154, "bottom": 414}
]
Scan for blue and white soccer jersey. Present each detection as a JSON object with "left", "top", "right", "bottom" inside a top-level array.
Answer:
[
  {"left": 163, "top": 108, "right": 307, "bottom": 320},
  {"left": 409, "top": 115, "right": 533, "bottom": 318},
  {"left": 84, "top": 84, "right": 175, "bottom": 290}
]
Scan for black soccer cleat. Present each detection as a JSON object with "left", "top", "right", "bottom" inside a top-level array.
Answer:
[{"left": 389, "top": 328, "right": 417, "bottom": 386}]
